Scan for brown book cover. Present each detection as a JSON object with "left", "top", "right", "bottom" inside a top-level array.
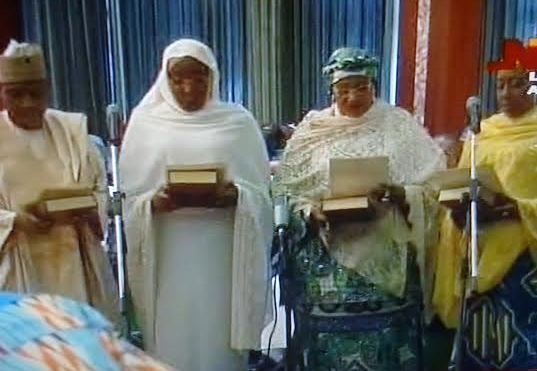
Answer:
[
  {"left": 166, "top": 164, "right": 226, "bottom": 188},
  {"left": 165, "top": 164, "right": 228, "bottom": 206},
  {"left": 322, "top": 196, "right": 372, "bottom": 222}
]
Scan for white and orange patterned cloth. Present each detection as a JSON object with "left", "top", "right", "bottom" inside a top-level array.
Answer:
[{"left": 0, "top": 293, "right": 174, "bottom": 370}]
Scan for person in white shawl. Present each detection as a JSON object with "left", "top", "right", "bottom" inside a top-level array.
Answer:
[
  {"left": 273, "top": 47, "right": 446, "bottom": 370},
  {"left": 120, "top": 39, "right": 273, "bottom": 370},
  {"left": 0, "top": 40, "right": 117, "bottom": 321}
]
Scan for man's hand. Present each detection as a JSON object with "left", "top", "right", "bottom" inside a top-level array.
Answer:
[
  {"left": 71, "top": 208, "right": 104, "bottom": 239},
  {"left": 13, "top": 211, "right": 53, "bottom": 234}
]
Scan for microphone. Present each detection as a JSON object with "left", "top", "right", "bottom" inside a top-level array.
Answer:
[
  {"left": 466, "top": 96, "right": 481, "bottom": 134},
  {"left": 274, "top": 195, "right": 289, "bottom": 232},
  {"left": 106, "top": 104, "right": 122, "bottom": 144}
]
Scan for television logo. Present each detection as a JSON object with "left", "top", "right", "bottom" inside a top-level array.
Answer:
[{"left": 487, "top": 39, "right": 537, "bottom": 95}]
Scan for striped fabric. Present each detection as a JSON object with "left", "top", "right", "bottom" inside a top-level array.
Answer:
[{"left": 0, "top": 294, "right": 172, "bottom": 371}]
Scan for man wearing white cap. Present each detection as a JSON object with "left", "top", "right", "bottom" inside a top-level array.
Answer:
[{"left": 0, "top": 40, "right": 118, "bottom": 321}]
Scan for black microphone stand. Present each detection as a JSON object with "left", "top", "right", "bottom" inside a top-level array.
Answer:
[
  {"left": 272, "top": 196, "right": 294, "bottom": 371},
  {"left": 106, "top": 104, "right": 141, "bottom": 346},
  {"left": 449, "top": 117, "right": 481, "bottom": 371}
]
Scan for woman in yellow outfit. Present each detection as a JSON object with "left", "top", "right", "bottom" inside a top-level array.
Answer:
[{"left": 433, "top": 67, "right": 537, "bottom": 370}]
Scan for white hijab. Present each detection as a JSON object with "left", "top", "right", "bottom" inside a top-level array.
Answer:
[
  {"left": 137, "top": 38, "right": 219, "bottom": 113},
  {"left": 120, "top": 39, "right": 273, "bottom": 350}
]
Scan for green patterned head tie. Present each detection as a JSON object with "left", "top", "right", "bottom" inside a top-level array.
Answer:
[{"left": 322, "top": 47, "right": 379, "bottom": 84}]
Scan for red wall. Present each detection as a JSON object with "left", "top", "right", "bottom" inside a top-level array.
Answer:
[
  {"left": 397, "top": 0, "right": 419, "bottom": 114},
  {"left": 397, "top": 0, "right": 485, "bottom": 135},
  {"left": 424, "top": 0, "right": 485, "bottom": 135}
]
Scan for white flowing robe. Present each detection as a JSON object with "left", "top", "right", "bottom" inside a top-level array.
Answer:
[
  {"left": 0, "top": 109, "right": 118, "bottom": 320},
  {"left": 120, "top": 39, "right": 273, "bottom": 370}
]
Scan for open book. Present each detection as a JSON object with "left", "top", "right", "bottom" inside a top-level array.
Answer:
[
  {"left": 321, "top": 157, "right": 389, "bottom": 220},
  {"left": 426, "top": 167, "right": 503, "bottom": 208},
  {"left": 27, "top": 186, "right": 97, "bottom": 214}
]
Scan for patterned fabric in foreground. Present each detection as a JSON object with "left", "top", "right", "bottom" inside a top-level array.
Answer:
[{"left": 0, "top": 294, "right": 173, "bottom": 370}]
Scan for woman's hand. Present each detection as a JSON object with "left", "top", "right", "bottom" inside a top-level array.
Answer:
[
  {"left": 151, "top": 186, "right": 179, "bottom": 213},
  {"left": 450, "top": 191, "right": 519, "bottom": 229},
  {"left": 368, "top": 184, "right": 410, "bottom": 225},
  {"left": 308, "top": 206, "right": 328, "bottom": 235},
  {"left": 215, "top": 182, "right": 238, "bottom": 207}
]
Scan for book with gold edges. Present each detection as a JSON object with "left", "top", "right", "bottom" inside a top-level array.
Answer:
[
  {"left": 427, "top": 167, "right": 502, "bottom": 207},
  {"left": 166, "top": 163, "right": 227, "bottom": 195},
  {"left": 321, "top": 157, "right": 389, "bottom": 220},
  {"left": 27, "top": 186, "right": 97, "bottom": 214}
]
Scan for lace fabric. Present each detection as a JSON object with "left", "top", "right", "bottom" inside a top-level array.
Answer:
[
  {"left": 273, "top": 100, "right": 446, "bottom": 300},
  {"left": 273, "top": 101, "right": 446, "bottom": 213}
]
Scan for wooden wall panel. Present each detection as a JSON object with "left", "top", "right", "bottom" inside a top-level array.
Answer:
[{"left": 424, "top": 0, "right": 485, "bottom": 135}]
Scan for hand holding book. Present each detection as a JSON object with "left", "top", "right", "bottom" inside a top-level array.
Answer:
[
  {"left": 22, "top": 186, "right": 98, "bottom": 229},
  {"left": 214, "top": 182, "right": 238, "bottom": 207},
  {"left": 13, "top": 211, "right": 53, "bottom": 234},
  {"left": 450, "top": 191, "right": 519, "bottom": 229},
  {"left": 152, "top": 182, "right": 237, "bottom": 213},
  {"left": 368, "top": 184, "right": 410, "bottom": 225},
  {"left": 151, "top": 186, "right": 179, "bottom": 213}
]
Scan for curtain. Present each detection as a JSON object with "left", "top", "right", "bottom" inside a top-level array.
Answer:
[
  {"left": 288, "top": 0, "right": 388, "bottom": 121},
  {"left": 481, "top": 0, "right": 537, "bottom": 115},
  {"left": 22, "top": 0, "right": 111, "bottom": 138},
  {"left": 246, "top": 0, "right": 285, "bottom": 125},
  {"left": 114, "top": 0, "right": 247, "bottom": 116},
  {"left": 22, "top": 0, "right": 394, "bottom": 131}
]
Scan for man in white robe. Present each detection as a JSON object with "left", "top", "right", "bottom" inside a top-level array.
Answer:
[{"left": 0, "top": 40, "right": 118, "bottom": 321}]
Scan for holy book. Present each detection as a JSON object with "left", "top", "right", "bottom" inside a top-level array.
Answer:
[
  {"left": 165, "top": 164, "right": 229, "bottom": 207},
  {"left": 427, "top": 167, "right": 503, "bottom": 208},
  {"left": 27, "top": 186, "right": 97, "bottom": 215},
  {"left": 321, "top": 156, "right": 389, "bottom": 220}
]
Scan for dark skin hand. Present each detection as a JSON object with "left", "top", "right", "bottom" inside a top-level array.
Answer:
[
  {"left": 309, "top": 184, "right": 410, "bottom": 233},
  {"left": 19, "top": 203, "right": 103, "bottom": 239},
  {"left": 368, "top": 184, "right": 411, "bottom": 226},
  {"left": 13, "top": 211, "right": 53, "bottom": 234},
  {"left": 151, "top": 183, "right": 238, "bottom": 213},
  {"left": 450, "top": 192, "right": 518, "bottom": 230}
]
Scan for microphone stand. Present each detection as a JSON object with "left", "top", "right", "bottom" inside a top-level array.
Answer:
[
  {"left": 272, "top": 196, "right": 294, "bottom": 371},
  {"left": 279, "top": 225, "right": 294, "bottom": 371},
  {"left": 106, "top": 105, "right": 140, "bottom": 346},
  {"left": 449, "top": 124, "right": 480, "bottom": 371}
]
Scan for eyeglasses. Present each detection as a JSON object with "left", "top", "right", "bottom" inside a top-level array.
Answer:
[{"left": 333, "top": 83, "right": 372, "bottom": 97}]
